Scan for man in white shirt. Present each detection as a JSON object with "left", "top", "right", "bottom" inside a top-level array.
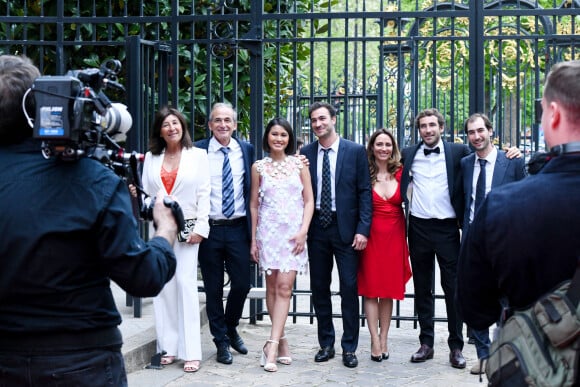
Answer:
[
  {"left": 400, "top": 108, "right": 471, "bottom": 369},
  {"left": 459, "top": 113, "right": 526, "bottom": 375},
  {"left": 300, "top": 102, "right": 372, "bottom": 368},
  {"left": 196, "top": 103, "right": 255, "bottom": 365}
]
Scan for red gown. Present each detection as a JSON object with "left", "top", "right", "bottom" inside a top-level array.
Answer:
[{"left": 358, "top": 168, "right": 412, "bottom": 299}]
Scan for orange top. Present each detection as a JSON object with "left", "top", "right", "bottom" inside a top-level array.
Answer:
[{"left": 161, "top": 166, "right": 178, "bottom": 194}]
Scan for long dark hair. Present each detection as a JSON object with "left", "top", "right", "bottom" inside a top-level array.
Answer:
[
  {"left": 366, "top": 128, "right": 402, "bottom": 184},
  {"left": 148, "top": 106, "right": 193, "bottom": 155}
]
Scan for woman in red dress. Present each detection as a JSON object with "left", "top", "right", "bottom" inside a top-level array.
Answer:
[{"left": 358, "top": 129, "right": 412, "bottom": 362}]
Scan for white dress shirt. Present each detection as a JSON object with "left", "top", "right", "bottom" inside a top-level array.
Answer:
[
  {"left": 410, "top": 140, "right": 456, "bottom": 219},
  {"left": 469, "top": 147, "right": 498, "bottom": 223},
  {"left": 207, "top": 137, "right": 246, "bottom": 219}
]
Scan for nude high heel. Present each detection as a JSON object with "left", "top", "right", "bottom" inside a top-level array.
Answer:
[{"left": 260, "top": 339, "right": 279, "bottom": 372}]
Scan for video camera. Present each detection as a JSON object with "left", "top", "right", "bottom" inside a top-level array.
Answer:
[
  {"left": 26, "top": 59, "right": 184, "bottom": 230},
  {"left": 30, "top": 59, "right": 134, "bottom": 165}
]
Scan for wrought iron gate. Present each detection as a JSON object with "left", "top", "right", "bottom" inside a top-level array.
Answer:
[{"left": 2, "top": 0, "right": 580, "bottom": 325}]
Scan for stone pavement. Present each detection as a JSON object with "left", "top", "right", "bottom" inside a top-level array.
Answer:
[{"left": 114, "top": 281, "right": 489, "bottom": 387}]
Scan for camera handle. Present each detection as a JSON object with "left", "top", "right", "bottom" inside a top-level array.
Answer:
[
  {"left": 128, "top": 152, "right": 147, "bottom": 209},
  {"left": 127, "top": 153, "right": 185, "bottom": 232},
  {"left": 162, "top": 197, "right": 185, "bottom": 232}
]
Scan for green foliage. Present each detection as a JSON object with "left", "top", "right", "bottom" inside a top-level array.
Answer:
[
  {"left": 0, "top": 0, "right": 574, "bottom": 145},
  {"left": 0, "top": 0, "right": 329, "bottom": 140}
]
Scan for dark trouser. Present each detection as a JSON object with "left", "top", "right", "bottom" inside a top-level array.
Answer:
[
  {"left": 408, "top": 216, "right": 464, "bottom": 351},
  {"left": 308, "top": 215, "right": 360, "bottom": 353},
  {"left": 199, "top": 221, "right": 251, "bottom": 346},
  {"left": 0, "top": 349, "right": 126, "bottom": 386}
]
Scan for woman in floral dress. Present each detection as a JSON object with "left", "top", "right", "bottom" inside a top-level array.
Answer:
[{"left": 250, "top": 117, "right": 314, "bottom": 372}]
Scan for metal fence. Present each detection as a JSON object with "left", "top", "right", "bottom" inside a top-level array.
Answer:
[{"left": 2, "top": 0, "right": 580, "bottom": 324}]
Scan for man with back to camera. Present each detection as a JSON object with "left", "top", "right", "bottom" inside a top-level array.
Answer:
[
  {"left": 457, "top": 60, "right": 580, "bottom": 381},
  {"left": 196, "top": 102, "right": 255, "bottom": 365},
  {"left": 0, "top": 54, "right": 178, "bottom": 386},
  {"left": 459, "top": 113, "right": 527, "bottom": 375},
  {"left": 300, "top": 101, "right": 372, "bottom": 368}
]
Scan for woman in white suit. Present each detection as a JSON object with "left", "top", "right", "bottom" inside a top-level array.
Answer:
[{"left": 142, "top": 106, "right": 211, "bottom": 373}]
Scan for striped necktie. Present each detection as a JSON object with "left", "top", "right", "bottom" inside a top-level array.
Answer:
[{"left": 220, "top": 147, "right": 235, "bottom": 218}]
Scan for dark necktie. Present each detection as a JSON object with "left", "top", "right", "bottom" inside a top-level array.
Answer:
[
  {"left": 424, "top": 147, "right": 440, "bottom": 156},
  {"left": 474, "top": 158, "right": 487, "bottom": 213},
  {"left": 220, "top": 147, "right": 235, "bottom": 218},
  {"left": 319, "top": 148, "right": 332, "bottom": 228}
]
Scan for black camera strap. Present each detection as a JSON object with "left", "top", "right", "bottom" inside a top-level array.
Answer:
[{"left": 527, "top": 141, "right": 580, "bottom": 174}]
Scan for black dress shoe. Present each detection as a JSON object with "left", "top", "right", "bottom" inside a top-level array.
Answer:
[
  {"left": 227, "top": 332, "right": 248, "bottom": 355},
  {"left": 216, "top": 343, "right": 233, "bottom": 364},
  {"left": 370, "top": 354, "right": 382, "bottom": 362},
  {"left": 342, "top": 352, "right": 358, "bottom": 368},
  {"left": 314, "top": 346, "right": 335, "bottom": 362},
  {"left": 382, "top": 352, "right": 390, "bottom": 360},
  {"left": 410, "top": 344, "right": 434, "bottom": 363},
  {"left": 449, "top": 349, "right": 466, "bottom": 369}
]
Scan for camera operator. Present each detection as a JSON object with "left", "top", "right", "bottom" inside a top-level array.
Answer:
[{"left": 0, "top": 54, "right": 178, "bottom": 386}]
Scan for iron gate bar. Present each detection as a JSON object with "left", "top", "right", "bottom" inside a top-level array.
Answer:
[{"left": 2, "top": 1, "right": 580, "bottom": 324}]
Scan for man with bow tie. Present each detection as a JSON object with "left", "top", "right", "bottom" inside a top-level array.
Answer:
[
  {"left": 400, "top": 108, "right": 470, "bottom": 370},
  {"left": 400, "top": 108, "right": 520, "bottom": 370}
]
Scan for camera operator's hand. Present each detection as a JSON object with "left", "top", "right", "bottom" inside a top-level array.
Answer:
[
  {"left": 128, "top": 184, "right": 138, "bottom": 198},
  {"left": 152, "top": 189, "right": 178, "bottom": 245}
]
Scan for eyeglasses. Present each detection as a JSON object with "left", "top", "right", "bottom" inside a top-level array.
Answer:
[{"left": 211, "top": 117, "right": 233, "bottom": 124}]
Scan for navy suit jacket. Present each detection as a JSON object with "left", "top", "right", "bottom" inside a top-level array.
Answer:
[
  {"left": 195, "top": 136, "right": 255, "bottom": 233},
  {"left": 400, "top": 141, "right": 471, "bottom": 226},
  {"left": 300, "top": 138, "right": 372, "bottom": 245},
  {"left": 457, "top": 155, "right": 580, "bottom": 330},
  {"left": 460, "top": 150, "right": 527, "bottom": 237}
]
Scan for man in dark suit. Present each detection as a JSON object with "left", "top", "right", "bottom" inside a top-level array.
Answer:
[
  {"left": 459, "top": 113, "right": 526, "bottom": 375},
  {"left": 196, "top": 102, "right": 254, "bottom": 365},
  {"left": 400, "top": 108, "right": 471, "bottom": 369},
  {"left": 457, "top": 61, "right": 580, "bottom": 385},
  {"left": 300, "top": 101, "right": 372, "bottom": 368}
]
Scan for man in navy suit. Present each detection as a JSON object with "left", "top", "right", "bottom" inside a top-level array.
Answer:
[
  {"left": 400, "top": 108, "right": 471, "bottom": 369},
  {"left": 459, "top": 113, "right": 526, "bottom": 375},
  {"left": 300, "top": 102, "right": 372, "bottom": 368},
  {"left": 196, "top": 102, "right": 254, "bottom": 365},
  {"left": 457, "top": 61, "right": 580, "bottom": 385}
]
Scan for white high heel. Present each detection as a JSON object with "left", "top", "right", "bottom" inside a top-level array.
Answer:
[
  {"left": 277, "top": 336, "right": 293, "bottom": 365},
  {"left": 260, "top": 339, "right": 279, "bottom": 372}
]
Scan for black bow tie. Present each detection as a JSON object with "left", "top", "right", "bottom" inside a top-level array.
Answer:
[{"left": 424, "top": 147, "right": 440, "bottom": 156}]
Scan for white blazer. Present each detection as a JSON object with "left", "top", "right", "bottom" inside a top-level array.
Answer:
[{"left": 142, "top": 146, "right": 211, "bottom": 239}]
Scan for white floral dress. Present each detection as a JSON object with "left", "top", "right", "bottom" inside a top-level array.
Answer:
[{"left": 255, "top": 156, "right": 308, "bottom": 275}]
